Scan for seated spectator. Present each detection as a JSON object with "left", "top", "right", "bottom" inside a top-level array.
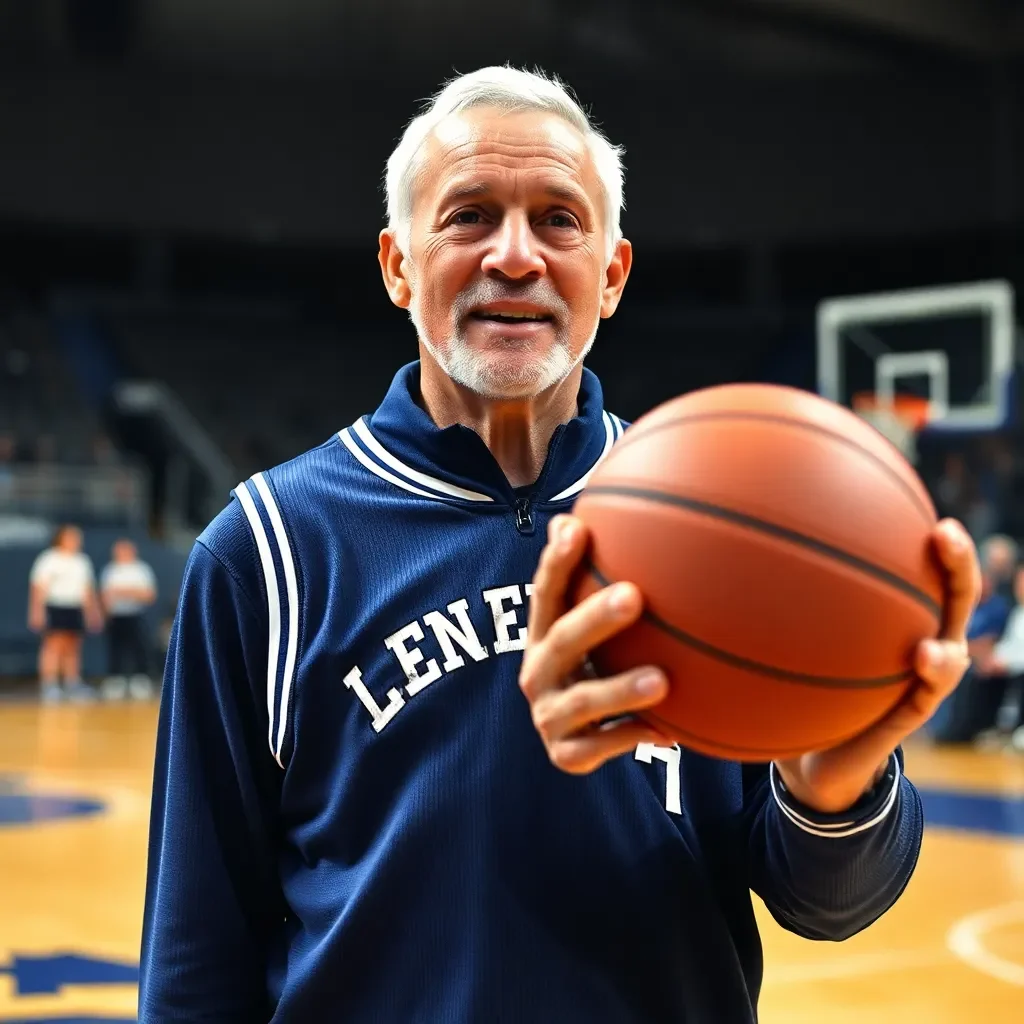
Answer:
[
  {"left": 91, "top": 432, "right": 120, "bottom": 467},
  {"left": 929, "top": 535, "right": 1016, "bottom": 744},
  {"left": 980, "top": 534, "right": 1017, "bottom": 599},
  {"left": 0, "top": 432, "right": 14, "bottom": 504},
  {"left": 976, "top": 561, "right": 1024, "bottom": 751}
]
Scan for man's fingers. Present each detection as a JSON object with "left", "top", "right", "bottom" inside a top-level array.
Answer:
[
  {"left": 548, "top": 720, "right": 672, "bottom": 776},
  {"left": 519, "top": 580, "right": 644, "bottom": 699},
  {"left": 531, "top": 668, "right": 669, "bottom": 744},
  {"left": 914, "top": 638, "right": 971, "bottom": 699},
  {"left": 526, "top": 515, "right": 588, "bottom": 643},
  {"left": 933, "top": 518, "right": 982, "bottom": 643}
]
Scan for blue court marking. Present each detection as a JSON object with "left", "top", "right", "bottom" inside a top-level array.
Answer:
[
  {"left": 0, "top": 1019, "right": 134, "bottom": 1023},
  {"left": 919, "top": 786, "right": 1024, "bottom": 838},
  {"left": 0, "top": 953, "right": 138, "bottom": 1022},
  {"left": 0, "top": 793, "right": 104, "bottom": 827},
  {"left": 0, "top": 954, "right": 139, "bottom": 996}
]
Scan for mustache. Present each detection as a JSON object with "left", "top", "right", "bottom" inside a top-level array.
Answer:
[{"left": 452, "top": 279, "right": 570, "bottom": 321}]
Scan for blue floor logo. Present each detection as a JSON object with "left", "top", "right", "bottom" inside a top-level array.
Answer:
[
  {"left": 0, "top": 794, "right": 105, "bottom": 828},
  {"left": 0, "top": 777, "right": 105, "bottom": 828},
  {"left": 0, "top": 954, "right": 139, "bottom": 995},
  {"left": 0, "top": 1019, "right": 133, "bottom": 1023},
  {"left": 0, "top": 953, "right": 137, "bottom": 1023}
]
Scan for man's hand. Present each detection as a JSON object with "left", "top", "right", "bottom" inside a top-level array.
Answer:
[
  {"left": 775, "top": 518, "right": 981, "bottom": 813},
  {"left": 522, "top": 514, "right": 980, "bottom": 804},
  {"left": 519, "top": 515, "right": 671, "bottom": 774}
]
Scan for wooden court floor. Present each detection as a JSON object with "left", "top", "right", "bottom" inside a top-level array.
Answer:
[{"left": 0, "top": 701, "right": 1021, "bottom": 1022}]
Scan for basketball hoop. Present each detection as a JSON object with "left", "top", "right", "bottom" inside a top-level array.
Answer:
[{"left": 852, "top": 392, "right": 932, "bottom": 464}]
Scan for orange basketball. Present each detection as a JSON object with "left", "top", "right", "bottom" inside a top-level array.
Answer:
[{"left": 571, "top": 383, "right": 945, "bottom": 762}]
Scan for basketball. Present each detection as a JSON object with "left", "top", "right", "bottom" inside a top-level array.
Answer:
[{"left": 571, "top": 383, "right": 947, "bottom": 762}]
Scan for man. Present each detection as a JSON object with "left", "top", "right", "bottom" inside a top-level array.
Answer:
[
  {"left": 100, "top": 539, "right": 158, "bottom": 700},
  {"left": 139, "top": 66, "right": 978, "bottom": 1022}
]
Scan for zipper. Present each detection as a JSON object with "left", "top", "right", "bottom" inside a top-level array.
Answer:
[
  {"left": 514, "top": 496, "right": 535, "bottom": 536},
  {"left": 510, "top": 422, "right": 567, "bottom": 537}
]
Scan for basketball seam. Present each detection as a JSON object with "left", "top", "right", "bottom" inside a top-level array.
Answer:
[
  {"left": 639, "top": 707, "right": 872, "bottom": 759},
  {"left": 586, "top": 561, "right": 924, "bottom": 690},
  {"left": 583, "top": 485, "right": 942, "bottom": 617},
  {"left": 608, "top": 410, "right": 935, "bottom": 525}
]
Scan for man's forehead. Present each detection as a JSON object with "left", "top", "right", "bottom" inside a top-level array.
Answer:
[
  {"left": 420, "top": 107, "right": 596, "bottom": 200},
  {"left": 433, "top": 106, "right": 587, "bottom": 153}
]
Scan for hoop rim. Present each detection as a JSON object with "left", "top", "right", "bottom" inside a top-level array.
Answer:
[{"left": 852, "top": 391, "right": 933, "bottom": 430}]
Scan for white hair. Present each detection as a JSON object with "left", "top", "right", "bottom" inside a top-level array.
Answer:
[{"left": 384, "top": 65, "right": 625, "bottom": 255}]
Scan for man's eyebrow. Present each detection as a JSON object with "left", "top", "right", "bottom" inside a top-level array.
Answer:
[
  {"left": 437, "top": 182, "right": 492, "bottom": 206},
  {"left": 542, "top": 184, "right": 589, "bottom": 208}
]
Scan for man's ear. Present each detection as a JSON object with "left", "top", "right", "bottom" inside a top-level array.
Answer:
[
  {"left": 379, "top": 229, "right": 412, "bottom": 310},
  {"left": 600, "top": 237, "right": 633, "bottom": 319}
]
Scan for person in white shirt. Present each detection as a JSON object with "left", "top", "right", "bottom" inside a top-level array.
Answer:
[
  {"left": 27, "top": 524, "right": 103, "bottom": 703},
  {"left": 100, "top": 539, "right": 158, "bottom": 700}
]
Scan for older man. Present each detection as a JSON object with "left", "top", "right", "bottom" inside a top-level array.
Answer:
[{"left": 139, "top": 66, "right": 978, "bottom": 1022}]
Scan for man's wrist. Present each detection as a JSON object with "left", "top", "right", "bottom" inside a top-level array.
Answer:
[{"left": 770, "top": 752, "right": 901, "bottom": 838}]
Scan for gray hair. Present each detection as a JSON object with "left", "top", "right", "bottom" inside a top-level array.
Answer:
[{"left": 384, "top": 65, "right": 625, "bottom": 257}]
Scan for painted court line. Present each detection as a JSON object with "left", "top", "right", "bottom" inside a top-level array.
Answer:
[{"left": 947, "top": 902, "right": 1024, "bottom": 988}]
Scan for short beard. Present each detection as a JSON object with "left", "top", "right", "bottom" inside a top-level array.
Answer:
[{"left": 408, "top": 278, "right": 599, "bottom": 400}]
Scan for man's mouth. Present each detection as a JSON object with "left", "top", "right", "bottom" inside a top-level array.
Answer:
[{"left": 469, "top": 310, "right": 553, "bottom": 324}]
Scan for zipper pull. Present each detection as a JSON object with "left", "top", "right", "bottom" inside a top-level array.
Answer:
[{"left": 514, "top": 496, "right": 535, "bottom": 536}]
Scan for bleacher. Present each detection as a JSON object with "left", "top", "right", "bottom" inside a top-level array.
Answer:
[
  {"left": 0, "top": 308, "right": 103, "bottom": 464},
  {"left": 0, "top": 305, "right": 187, "bottom": 683},
  {"left": 106, "top": 306, "right": 401, "bottom": 478}
]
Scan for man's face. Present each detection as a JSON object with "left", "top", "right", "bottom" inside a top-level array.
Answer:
[
  {"left": 381, "top": 106, "right": 631, "bottom": 400},
  {"left": 987, "top": 541, "right": 1015, "bottom": 584}
]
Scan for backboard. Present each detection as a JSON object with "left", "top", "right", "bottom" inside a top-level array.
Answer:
[{"left": 816, "top": 281, "right": 1016, "bottom": 451}]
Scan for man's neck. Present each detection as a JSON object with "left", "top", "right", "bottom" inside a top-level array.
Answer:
[{"left": 417, "top": 352, "right": 581, "bottom": 489}]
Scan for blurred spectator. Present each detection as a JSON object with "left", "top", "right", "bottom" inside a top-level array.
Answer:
[
  {"left": 99, "top": 539, "right": 158, "bottom": 700},
  {"left": 975, "top": 561, "right": 1024, "bottom": 751},
  {"left": 935, "top": 452, "right": 972, "bottom": 522},
  {"left": 34, "top": 434, "right": 57, "bottom": 465},
  {"left": 0, "top": 432, "right": 14, "bottom": 504},
  {"left": 929, "top": 534, "right": 1016, "bottom": 745},
  {"left": 27, "top": 524, "right": 103, "bottom": 703},
  {"left": 91, "top": 432, "right": 121, "bottom": 467},
  {"left": 979, "top": 534, "right": 1018, "bottom": 598}
]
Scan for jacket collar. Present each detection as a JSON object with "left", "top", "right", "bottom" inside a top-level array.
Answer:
[{"left": 341, "top": 361, "right": 622, "bottom": 505}]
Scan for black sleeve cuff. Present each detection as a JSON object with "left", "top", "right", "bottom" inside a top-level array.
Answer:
[{"left": 769, "top": 751, "right": 902, "bottom": 839}]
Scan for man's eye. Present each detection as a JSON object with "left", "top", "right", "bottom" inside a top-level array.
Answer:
[
  {"left": 452, "top": 210, "right": 482, "bottom": 225},
  {"left": 544, "top": 213, "right": 577, "bottom": 229}
]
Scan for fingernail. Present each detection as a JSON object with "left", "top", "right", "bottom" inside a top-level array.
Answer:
[
  {"left": 635, "top": 670, "right": 666, "bottom": 696},
  {"left": 924, "top": 640, "right": 945, "bottom": 668},
  {"left": 943, "top": 522, "right": 966, "bottom": 550},
  {"left": 608, "top": 583, "right": 634, "bottom": 613},
  {"left": 558, "top": 520, "right": 576, "bottom": 552}
]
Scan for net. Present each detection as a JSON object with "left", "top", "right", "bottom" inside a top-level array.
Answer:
[{"left": 852, "top": 392, "right": 933, "bottom": 465}]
